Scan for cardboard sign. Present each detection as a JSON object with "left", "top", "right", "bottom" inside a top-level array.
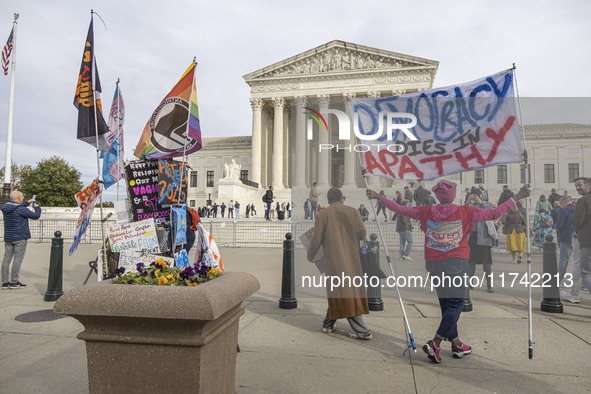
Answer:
[
  {"left": 118, "top": 251, "right": 175, "bottom": 273},
  {"left": 158, "top": 159, "right": 188, "bottom": 205},
  {"left": 125, "top": 160, "right": 170, "bottom": 225},
  {"left": 108, "top": 218, "right": 160, "bottom": 254},
  {"left": 174, "top": 249, "right": 190, "bottom": 270},
  {"left": 172, "top": 205, "right": 187, "bottom": 246}
]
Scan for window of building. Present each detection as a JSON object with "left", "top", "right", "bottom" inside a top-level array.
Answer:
[
  {"left": 189, "top": 200, "right": 195, "bottom": 207},
  {"left": 568, "top": 163, "right": 579, "bottom": 183},
  {"left": 474, "top": 170, "right": 484, "bottom": 184},
  {"left": 497, "top": 165, "right": 507, "bottom": 184},
  {"left": 544, "top": 164, "right": 555, "bottom": 183},
  {"left": 240, "top": 170, "right": 248, "bottom": 180},
  {"left": 190, "top": 171, "right": 198, "bottom": 188},
  {"left": 207, "top": 171, "right": 214, "bottom": 187}
]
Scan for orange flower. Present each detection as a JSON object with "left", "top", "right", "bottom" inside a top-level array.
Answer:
[
  {"left": 158, "top": 275, "right": 168, "bottom": 285},
  {"left": 189, "top": 282, "right": 197, "bottom": 287}
]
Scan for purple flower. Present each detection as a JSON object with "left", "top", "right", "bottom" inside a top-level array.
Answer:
[
  {"left": 140, "top": 271, "right": 147, "bottom": 277},
  {"left": 136, "top": 263, "right": 145, "bottom": 271},
  {"left": 114, "top": 267, "right": 126, "bottom": 276},
  {"left": 127, "top": 279, "right": 134, "bottom": 284}
]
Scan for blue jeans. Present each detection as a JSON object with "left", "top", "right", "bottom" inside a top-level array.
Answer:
[
  {"left": 425, "top": 258, "right": 469, "bottom": 342},
  {"left": 310, "top": 201, "right": 318, "bottom": 220},
  {"left": 558, "top": 242, "right": 573, "bottom": 282},
  {"left": 265, "top": 202, "right": 271, "bottom": 220},
  {"left": 398, "top": 231, "right": 414, "bottom": 259}
]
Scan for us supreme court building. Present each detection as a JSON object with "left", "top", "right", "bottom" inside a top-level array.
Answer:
[{"left": 186, "top": 40, "right": 591, "bottom": 209}]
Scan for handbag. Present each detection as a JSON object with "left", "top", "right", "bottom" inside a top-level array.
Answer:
[
  {"left": 540, "top": 217, "right": 552, "bottom": 228},
  {"left": 359, "top": 241, "right": 387, "bottom": 279}
]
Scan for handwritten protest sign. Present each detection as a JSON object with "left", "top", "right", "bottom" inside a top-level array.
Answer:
[
  {"left": 174, "top": 249, "right": 190, "bottom": 270},
  {"left": 108, "top": 218, "right": 160, "bottom": 254},
  {"left": 158, "top": 159, "right": 188, "bottom": 205},
  {"left": 125, "top": 160, "right": 170, "bottom": 224},
  {"left": 172, "top": 205, "right": 187, "bottom": 246},
  {"left": 349, "top": 69, "right": 523, "bottom": 181},
  {"left": 118, "top": 251, "right": 174, "bottom": 273},
  {"left": 69, "top": 178, "right": 101, "bottom": 256}
]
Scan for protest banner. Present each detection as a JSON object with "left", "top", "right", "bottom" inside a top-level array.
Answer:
[
  {"left": 158, "top": 159, "right": 188, "bottom": 205},
  {"left": 125, "top": 159, "right": 170, "bottom": 224},
  {"left": 171, "top": 205, "right": 187, "bottom": 246},
  {"left": 108, "top": 218, "right": 160, "bottom": 254},
  {"left": 118, "top": 251, "right": 174, "bottom": 273},
  {"left": 349, "top": 69, "right": 523, "bottom": 181},
  {"left": 69, "top": 178, "right": 101, "bottom": 256}
]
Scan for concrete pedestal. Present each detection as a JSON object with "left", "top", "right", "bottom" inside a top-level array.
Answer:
[{"left": 54, "top": 271, "right": 260, "bottom": 394}]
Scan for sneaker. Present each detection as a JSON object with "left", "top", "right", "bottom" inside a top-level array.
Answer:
[
  {"left": 517, "top": 256, "right": 522, "bottom": 264},
  {"left": 9, "top": 281, "right": 26, "bottom": 289},
  {"left": 400, "top": 255, "right": 407, "bottom": 260},
  {"left": 560, "top": 291, "right": 580, "bottom": 303},
  {"left": 323, "top": 324, "right": 336, "bottom": 333},
  {"left": 452, "top": 341, "right": 472, "bottom": 358},
  {"left": 404, "top": 255, "right": 413, "bottom": 261},
  {"left": 423, "top": 340, "right": 441, "bottom": 363},
  {"left": 349, "top": 333, "right": 372, "bottom": 340},
  {"left": 1, "top": 282, "right": 10, "bottom": 290}
]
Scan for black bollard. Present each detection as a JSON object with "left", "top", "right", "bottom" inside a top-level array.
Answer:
[
  {"left": 463, "top": 290, "right": 473, "bottom": 312},
  {"left": 367, "top": 233, "right": 384, "bottom": 311},
  {"left": 44, "top": 231, "right": 64, "bottom": 302},
  {"left": 541, "top": 234, "right": 563, "bottom": 313},
  {"left": 279, "top": 233, "right": 297, "bottom": 309}
]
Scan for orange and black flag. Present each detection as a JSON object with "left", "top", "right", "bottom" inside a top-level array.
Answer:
[{"left": 74, "top": 17, "right": 109, "bottom": 152}]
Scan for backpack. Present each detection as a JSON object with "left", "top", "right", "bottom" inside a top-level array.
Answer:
[
  {"left": 186, "top": 207, "right": 201, "bottom": 231},
  {"left": 262, "top": 194, "right": 267, "bottom": 203}
]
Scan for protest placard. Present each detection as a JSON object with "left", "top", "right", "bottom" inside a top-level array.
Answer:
[
  {"left": 108, "top": 218, "right": 160, "bottom": 254},
  {"left": 125, "top": 160, "right": 170, "bottom": 224}
]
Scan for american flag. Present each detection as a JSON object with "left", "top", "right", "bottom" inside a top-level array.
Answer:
[{"left": 2, "top": 27, "right": 14, "bottom": 76}]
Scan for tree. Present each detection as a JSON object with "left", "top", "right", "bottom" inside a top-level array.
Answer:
[
  {"left": 19, "top": 156, "right": 83, "bottom": 207},
  {"left": 0, "top": 162, "right": 33, "bottom": 189}
]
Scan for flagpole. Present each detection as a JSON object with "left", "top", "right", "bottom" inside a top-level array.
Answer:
[
  {"left": 512, "top": 63, "right": 534, "bottom": 359},
  {"left": 178, "top": 58, "right": 197, "bottom": 207},
  {"left": 2, "top": 13, "right": 19, "bottom": 201},
  {"left": 90, "top": 10, "right": 107, "bottom": 276},
  {"left": 116, "top": 78, "right": 120, "bottom": 201}
]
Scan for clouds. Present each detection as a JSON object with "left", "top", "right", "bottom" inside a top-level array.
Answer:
[{"left": 0, "top": 0, "right": 589, "bottom": 202}]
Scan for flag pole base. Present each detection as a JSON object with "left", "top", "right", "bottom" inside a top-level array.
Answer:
[{"left": 1, "top": 183, "right": 12, "bottom": 204}]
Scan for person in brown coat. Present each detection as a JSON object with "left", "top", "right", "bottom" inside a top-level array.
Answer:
[{"left": 307, "top": 187, "right": 372, "bottom": 340}]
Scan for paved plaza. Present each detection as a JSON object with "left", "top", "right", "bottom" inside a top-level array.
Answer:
[{"left": 0, "top": 239, "right": 590, "bottom": 393}]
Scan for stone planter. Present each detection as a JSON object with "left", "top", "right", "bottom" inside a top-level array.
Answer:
[{"left": 54, "top": 271, "right": 259, "bottom": 394}]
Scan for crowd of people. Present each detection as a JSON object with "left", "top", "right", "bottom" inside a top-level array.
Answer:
[
  {"left": 306, "top": 178, "right": 591, "bottom": 365},
  {"left": 197, "top": 199, "right": 293, "bottom": 221}
]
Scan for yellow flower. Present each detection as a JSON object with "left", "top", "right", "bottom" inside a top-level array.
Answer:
[
  {"left": 155, "top": 269, "right": 160, "bottom": 276},
  {"left": 155, "top": 258, "right": 167, "bottom": 268},
  {"left": 167, "top": 274, "right": 175, "bottom": 283},
  {"left": 189, "top": 282, "right": 197, "bottom": 287},
  {"left": 158, "top": 275, "right": 168, "bottom": 285}
]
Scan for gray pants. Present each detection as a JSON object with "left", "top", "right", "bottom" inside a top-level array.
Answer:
[
  {"left": 323, "top": 309, "right": 370, "bottom": 338},
  {"left": 2, "top": 240, "right": 28, "bottom": 283}
]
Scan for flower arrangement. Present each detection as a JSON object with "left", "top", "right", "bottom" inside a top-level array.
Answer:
[{"left": 114, "top": 258, "right": 222, "bottom": 286}]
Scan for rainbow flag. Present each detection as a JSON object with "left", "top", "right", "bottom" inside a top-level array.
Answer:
[{"left": 134, "top": 63, "right": 202, "bottom": 159}]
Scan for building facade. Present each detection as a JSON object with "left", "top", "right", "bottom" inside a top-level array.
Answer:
[{"left": 186, "top": 41, "right": 591, "bottom": 209}]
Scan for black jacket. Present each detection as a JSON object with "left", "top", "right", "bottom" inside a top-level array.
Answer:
[
  {"left": 264, "top": 189, "right": 274, "bottom": 203},
  {"left": 498, "top": 189, "right": 514, "bottom": 206}
]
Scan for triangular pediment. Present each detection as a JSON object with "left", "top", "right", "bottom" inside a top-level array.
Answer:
[{"left": 244, "top": 40, "right": 438, "bottom": 82}]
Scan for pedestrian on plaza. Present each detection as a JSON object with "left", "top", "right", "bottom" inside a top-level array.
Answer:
[
  {"left": 263, "top": 187, "right": 274, "bottom": 221},
  {"left": 207, "top": 203, "right": 212, "bottom": 218},
  {"left": 467, "top": 188, "right": 496, "bottom": 293},
  {"left": 251, "top": 203, "right": 256, "bottom": 216},
  {"left": 220, "top": 202, "right": 226, "bottom": 218},
  {"left": 404, "top": 186, "right": 414, "bottom": 206},
  {"left": 533, "top": 208, "right": 553, "bottom": 247},
  {"left": 235, "top": 201, "right": 240, "bottom": 219},
  {"left": 367, "top": 181, "right": 530, "bottom": 363},
  {"left": 535, "top": 195, "right": 552, "bottom": 214},
  {"left": 304, "top": 199, "right": 311, "bottom": 220},
  {"left": 396, "top": 199, "right": 414, "bottom": 260},
  {"left": 554, "top": 196, "right": 576, "bottom": 283},
  {"left": 246, "top": 203, "right": 250, "bottom": 218},
  {"left": 309, "top": 182, "right": 320, "bottom": 221},
  {"left": 479, "top": 185, "right": 489, "bottom": 202},
  {"left": 374, "top": 190, "right": 388, "bottom": 221},
  {"left": 424, "top": 191, "right": 437, "bottom": 206},
  {"left": 571, "top": 176, "right": 591, "bottom": 297},
  {"left": 548, "top": 188, "right": 561, "bottom": 207},
  {"left": 287, "top": 202, "right": 292, "bottom": 218},
  {"left": 2, "top": 191, "right": 42, "bottom": 290},
  {"left": 551, "top": 201, "right": 561, "bottom": 225},
  {"left": 390, "top": 191, "right": 403, "bottom": 220},
  {"left": 270, "top": 202, "right": 275, "bottom": 218},
  {"left": 497, "top": 185, "right": 514, "bottom": 206},
  {"left": 307, "top": 187, "right": 372, "bottom": 340},
  {"left": 358, "top": 204, "right": 369, "bottom": 222},
  {"left": 228, "top": 200, "right": 234, "bottom": 218},
  {"left": 464, "top": 188, "right": 471, "bottom": 205},
  {"left": 561, "top": 177, "right": 589, "bottom": 303},
  {"left": 503, "top": 203, "right": 526, "bottom": 264},
  {"left": 212, "top": 203, "right": 218, "bottom": 218},
  {"left": 413, "top": 184, "right": 428, "bottom": 207}
]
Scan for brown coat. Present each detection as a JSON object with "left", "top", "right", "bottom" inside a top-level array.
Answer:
[{"left": 307, "top": 202, "right": 369, "bottom": 320}]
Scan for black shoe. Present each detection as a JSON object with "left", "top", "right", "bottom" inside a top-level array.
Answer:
[
  {"left": 1, "top": 282, "right": 10, "bottom": 290},
  {"left": 487, "top": 287, "right": 494, "bottom": 293},
  {"left": 10, "top": 281, "right": 26, "bottom": 289}
]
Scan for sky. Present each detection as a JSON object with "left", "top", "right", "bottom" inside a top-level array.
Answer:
[{"left": 0, "top": 0, "right": 590, "bottom": 201}]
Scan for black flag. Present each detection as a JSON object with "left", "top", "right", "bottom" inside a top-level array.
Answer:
[{"left": 74, "top": 17, "right": 109, "bottom": 152}]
